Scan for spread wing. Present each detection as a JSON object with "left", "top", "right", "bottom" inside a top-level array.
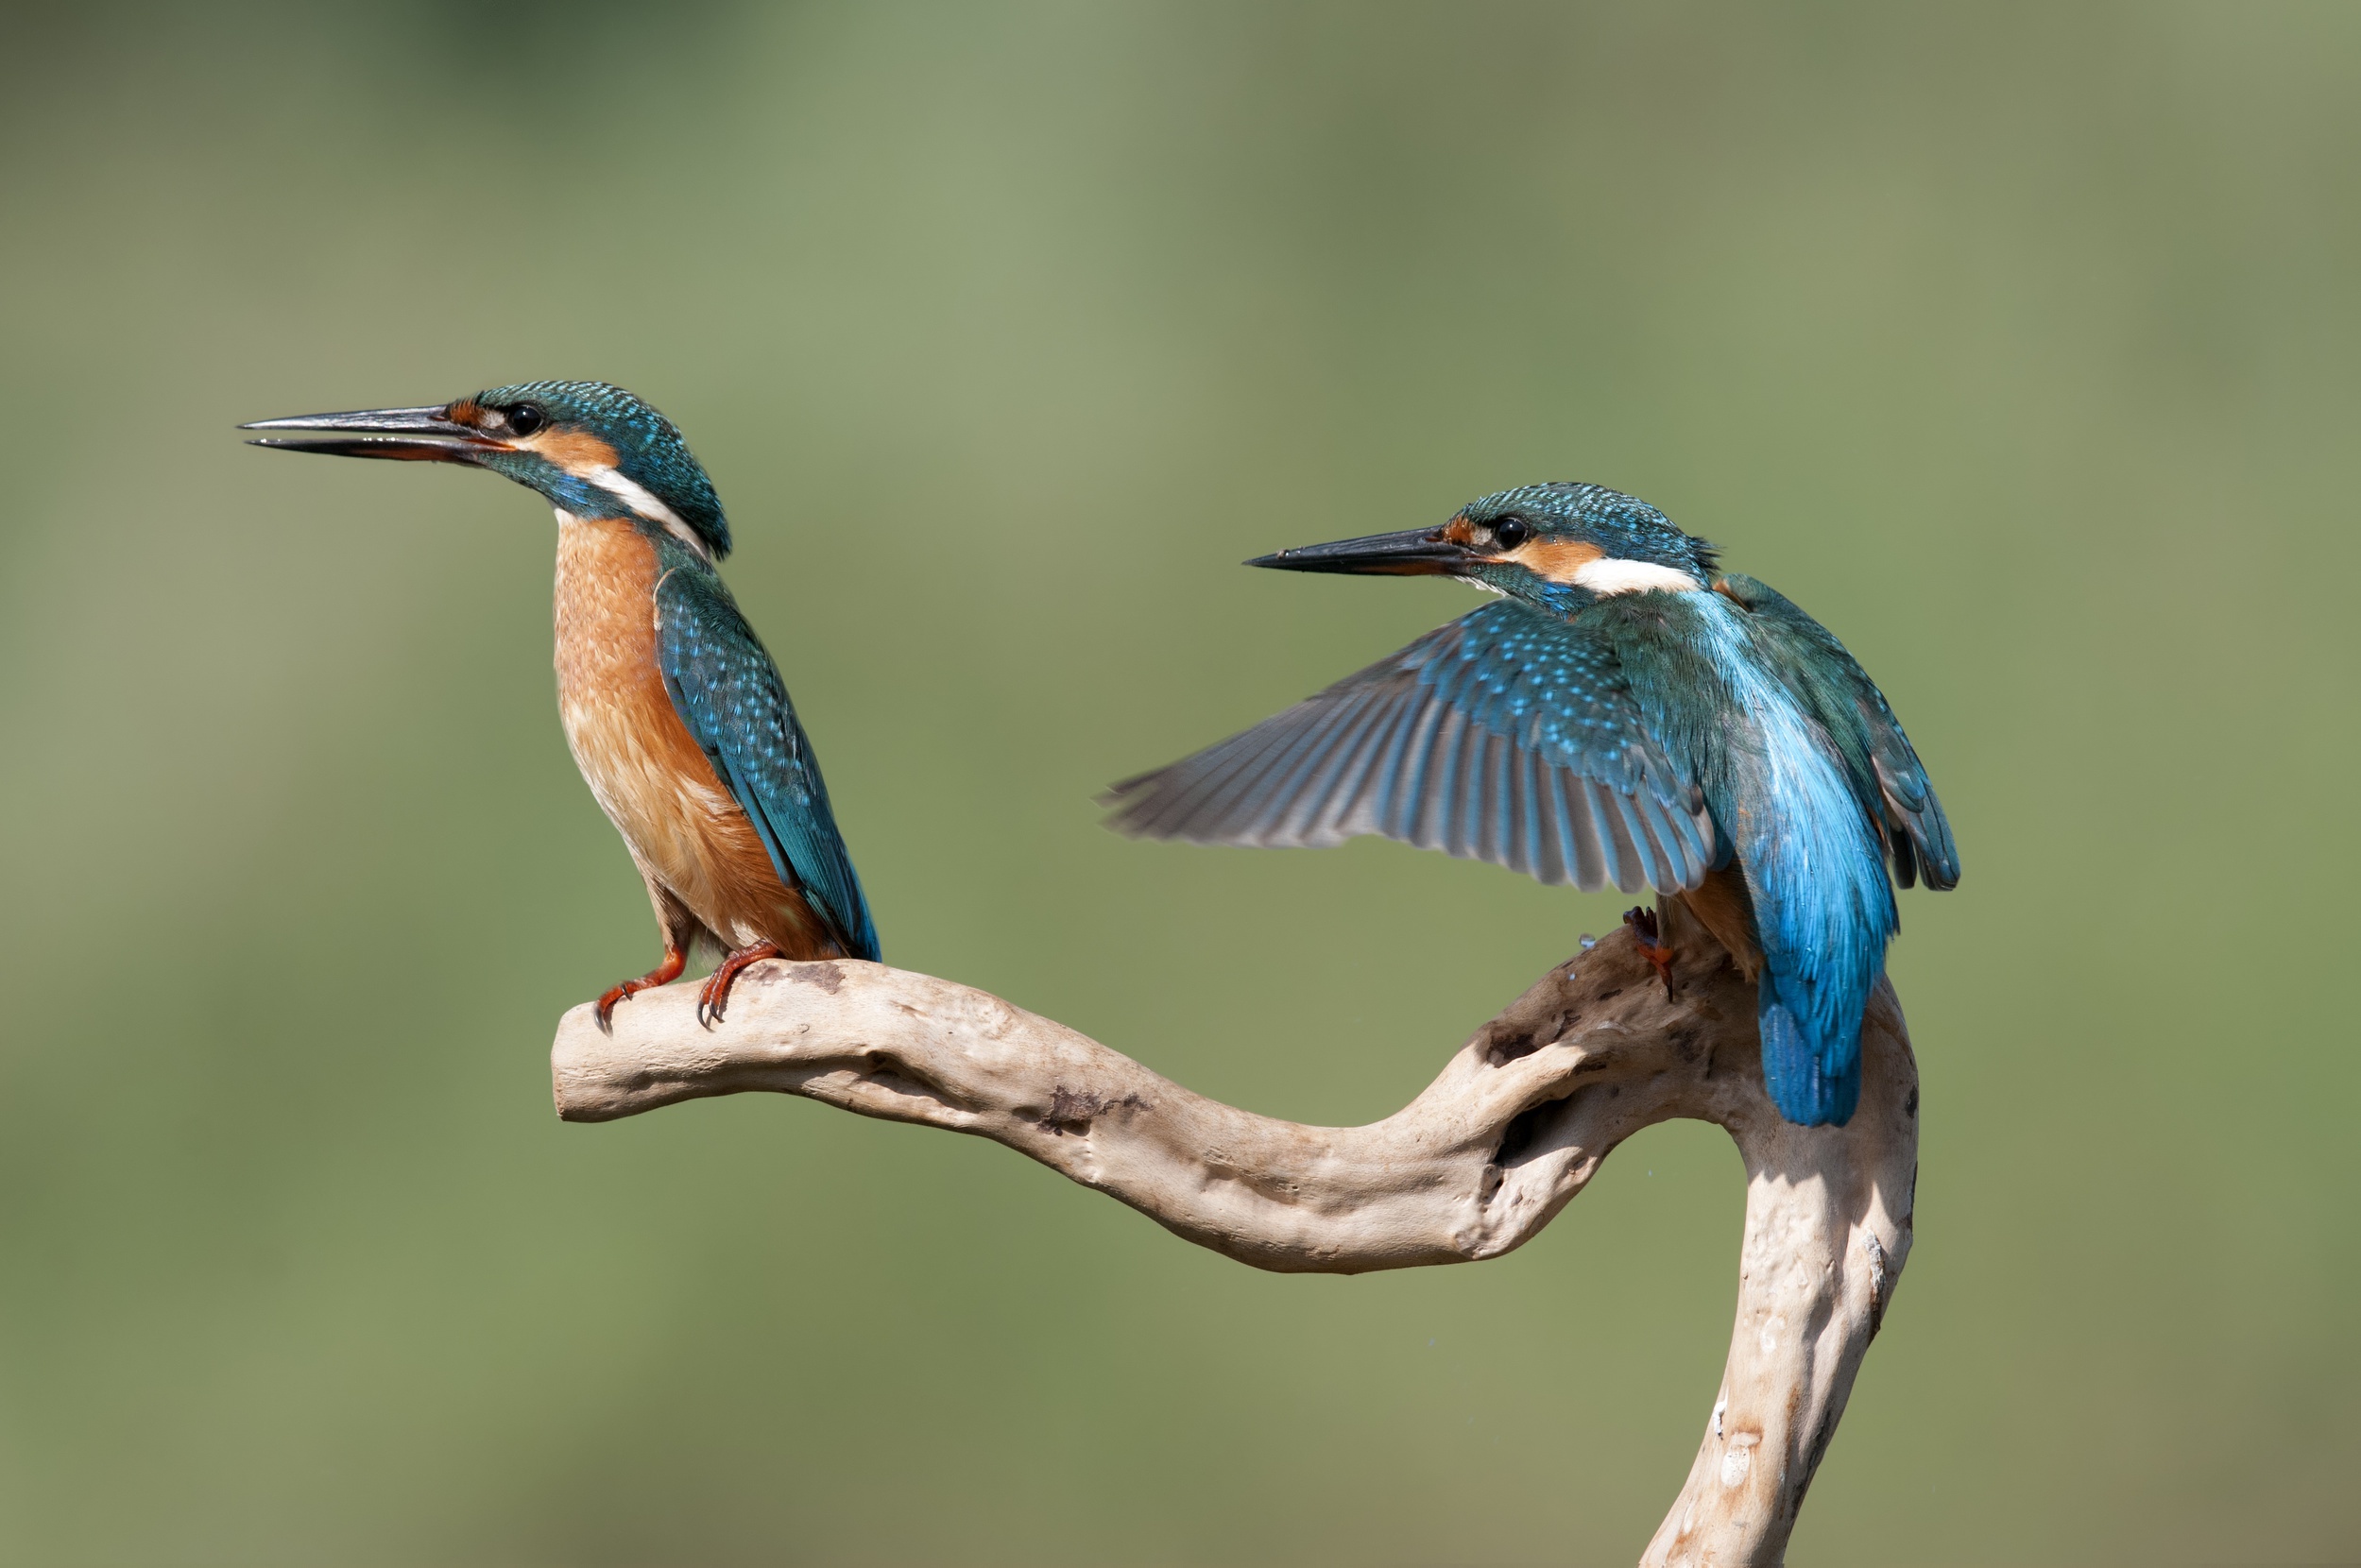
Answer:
[
  {"left": 655, "top": 567, "right": 881, "bottom": 961},
  {"left": 1104, "top": 599, "right": 1715, "bottom": 895},
  {"left": 1717, "top": 573, "right": 1959, "bottom": 891}
]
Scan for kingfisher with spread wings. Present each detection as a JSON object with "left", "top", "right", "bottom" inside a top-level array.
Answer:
[
  {"left": 246, "top": 381, "right": 879, "bottom": 1029},
  {"left": 1104, "top": 483, "right": 1956, "bottom": 1126}
]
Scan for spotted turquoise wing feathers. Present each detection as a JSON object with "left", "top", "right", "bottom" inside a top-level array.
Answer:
[
  {"left": 655, "top": 566, "right": 881, "bottom": 963},
  {"left": 1103, "top": 480, "right": 1958, "bottom": 1130},
  {"left": 1105, "top": 599, "right": 1716, "bottom": 895}
]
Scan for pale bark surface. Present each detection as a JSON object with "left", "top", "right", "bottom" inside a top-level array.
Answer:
[{"left": 552, "top": 901, "right": 1917, "bottom": 1566}]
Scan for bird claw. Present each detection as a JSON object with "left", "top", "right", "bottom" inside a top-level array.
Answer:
[
  {"left": 695, "top": 942, "right": 785, "bottom": 1031},
  {"left": 594, "top": 946, "right": 690, "bottom": 1034},
  {"left": 1624, "top": 905, "right": 1677, "bottom": 1000}
]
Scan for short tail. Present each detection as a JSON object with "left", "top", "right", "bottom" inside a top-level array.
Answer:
[{"left": 1757, "top": 967, "right": 1862, "bottom": 1126}]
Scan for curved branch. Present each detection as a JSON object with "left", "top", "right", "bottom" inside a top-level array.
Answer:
[{"left": 551, "top": 901, "right": 1916, "bottom": 1565}]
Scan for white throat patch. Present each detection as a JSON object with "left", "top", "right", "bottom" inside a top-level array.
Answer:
[
  {"left": 1572, "top": 556, "right": 1700, "bottom": 596},
  {"left": 584, "top": 465, "right": 710, "bottom": 562}
]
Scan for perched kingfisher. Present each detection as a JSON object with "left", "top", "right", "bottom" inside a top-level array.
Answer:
[
  {"left": 1105, "top": 483, "right": 1956, "bottom": 1126},
  {"left": 243, "top": 382, "right": 880, "bottom": 1028}
]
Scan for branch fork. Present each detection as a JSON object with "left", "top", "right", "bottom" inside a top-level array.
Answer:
[{"left": 552, "top": 899, "right": 1917, "bottom": 1565}]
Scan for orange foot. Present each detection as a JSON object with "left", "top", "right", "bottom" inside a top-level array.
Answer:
[
  {"left": 596, "top": 943, "right": 688, "bottom": 1033},
  {"left": 697, "top": 941, "right": 785, "bottom": 1029},
  {"left": 1624, "top": 906, "right": 1676, "bottom": 1000}
]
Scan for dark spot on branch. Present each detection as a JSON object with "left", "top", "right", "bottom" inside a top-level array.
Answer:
[
  {"left": 1485, "top": 1010, "right": 1569, "bottom": 1065},
  {"left": 1036, "top": 1083, "right": 1150, "bottom": 1136},
  {"left": 864, "top": 1067, "right": 940, "bottom": 1103},
  {"left": 1665, "top": 1023, "right": 1702, "bottom": 1063},
  {"left": 1486, "top": 1027, "right": 1540, "bottom": 1064},
  {"left": 790, "top": 962, "right": 845, "bottom": 994},
  {"left": 1904, "top": 1087, "right": 1919, "bottom": 1120},
  {"left": 1801, "top": 1406, "right": 1840, "bottom": 1489},
  {"left": 1495, "top": 1098, "right": 1568, "bottom": 1167}
]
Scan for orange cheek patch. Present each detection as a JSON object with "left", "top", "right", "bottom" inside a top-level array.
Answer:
[
  {"left": 1502, "top": 538, "right": 1603, "bottom": 583},
  {"left": 520, "top": 429, "right": 621, "bottom": 474}
]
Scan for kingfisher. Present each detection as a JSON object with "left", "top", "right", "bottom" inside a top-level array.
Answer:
[
  {"left": 243, "top": 381, "right": 880, "bottom": 1029},
  {"left": 1104, "top": 483, "right": 1957, "bottom": 1126}
]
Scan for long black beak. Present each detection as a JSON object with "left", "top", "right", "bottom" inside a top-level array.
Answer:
[
  {"left": 239, "top": 405, "right": 504, "bottom": 463},
  {"left": 1245, "top": 526, "right": 1474, "bottom": 576}
]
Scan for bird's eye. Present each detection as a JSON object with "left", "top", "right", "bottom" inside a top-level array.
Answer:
[
  {"left": 1492, "top": 518, "right": 1531, "bottom": 550},
  {"left": 505, "top": 403, "right": 547, "bottom": 436}
]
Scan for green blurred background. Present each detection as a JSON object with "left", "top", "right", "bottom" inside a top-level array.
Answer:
[{"left": 2, "top": 3, "right": 2356, "bottom": 1563}]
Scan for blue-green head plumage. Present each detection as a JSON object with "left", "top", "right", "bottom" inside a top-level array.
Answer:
[
  {"left": 242, "top": 379, "right": 731, "bottom": 560},
  {"left": 463, "top": 381, "right": 731, "bottom": 559},
  {"left": 1250, "top": 481, "right": 1718, "bottom": 617},
  {"left": 1455, "top": 483, "right": 1718, "bottom": 612}
]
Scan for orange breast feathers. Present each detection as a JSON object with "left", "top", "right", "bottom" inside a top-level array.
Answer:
[
  {"left": 551, "top": 515, "right": 831, "bottom": 956},
  {"left": 1676, "top": 865, "right": 1765, "bottom": 982}
]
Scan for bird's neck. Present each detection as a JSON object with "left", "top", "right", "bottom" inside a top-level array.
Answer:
[
  {"left": 552, "top": 512, "right": 665, "bottom": 698},
  {"left": 1508, "top": 579, "right": 1598, "bottom": 619}
]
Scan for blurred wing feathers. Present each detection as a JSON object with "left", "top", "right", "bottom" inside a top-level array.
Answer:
[{"left": 1105, "top": 601, "right": 1711, "bottom": 895}]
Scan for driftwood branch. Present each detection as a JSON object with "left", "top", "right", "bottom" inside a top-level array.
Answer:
[{"left": 551, "top": 900, "right": 1917, "bottom": 1565}]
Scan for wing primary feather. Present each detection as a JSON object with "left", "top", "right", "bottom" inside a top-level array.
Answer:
[
  {"left": 1326, "top": 678, "right": 1421, "bottom": 841},
  {"left": 1130, "top": 697, "right": 1326, "bottom": 841},
  {"left": 1444, "top": 714, "right": 1486, "bottom": 861},
  {"left": 1255, "top": 683, "right": 1398, "bottom": 837},
  {"left": 1636, "top": 795, "right": 1690, "bottom": 894},
  {"left": 1518, "top": 748, "right": 1560, "bottom": 884},
  {"left": 1175, "top": 710, "right": 1330, "bottom": 840},
  {"left": 1511, "top": 741, "right": 1539, "bottom": 878},
  {"left": 1410, "top": 705, "right": 1456, "bottom": 853},
  {"left": 1468, "top": 710, "right": 1506, "bottom": 863},
  {"left": 1482, "top": 737, "right": 1520, "bottom": 883},
  {"left": 1387, "top": 695, "right": 1448, "bottom": 846},
  {"left": 1101, "top": 601, "right": 1726, "bottom": 900},
  {"left": 1588, "top": 779, "right": 1637, "bottom": 893},
  {"left": 1270, "top": 680, "right": 1398, "bottom": 844},
  {"left": 1172, "top": 698, "right": 1352, "bottom": 844},
  {"left": 1474, "top": 732, "right": 1506, "bottom": 870},
  {"left": 1650, "top": 798, "right": 1704, "bottom": 892},
  {"left": 1635, "top": 796, "right": 1692, "bottom": 894},
  {"left": 1467, "top": 724, "right": 1503, "bottom": 864},
  {"left": 1600, "top": 787, "right": 1648, "bottom": 892},
  {"left": 1560, "top": 772, "right": 1607, "bottom": 891},
  {"left": 1135, "top": 675, "right": 1381, "bottom": 839},
  {"left": 1414, "top": 706, "right": 1470, "bottom": 854},
  {"left": 1618, "top": 789, "right": 1669, "bottom": 893},
  {"left": 1372, "top": 687, "right": 1444, "bottom": 839},
  {"left": 1489, "top": 734, "right": 1521, "bottom": 875},
  {"left": 1889, "top": 824, "right": 1920, "bottom": 890},
  {"left": 1539, "top": 765, "right": 1583, "bottom": 890}
]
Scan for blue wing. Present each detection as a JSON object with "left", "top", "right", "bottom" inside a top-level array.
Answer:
[
  {"left": 1716, "top": 573, "right": 1959, "bottom": 891},
  {"left": 655, "top": 567, "right": 881, "bottom": 962},
  {"left": 1104, "top": 599, "right": 1715, "bottom": 895}
]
